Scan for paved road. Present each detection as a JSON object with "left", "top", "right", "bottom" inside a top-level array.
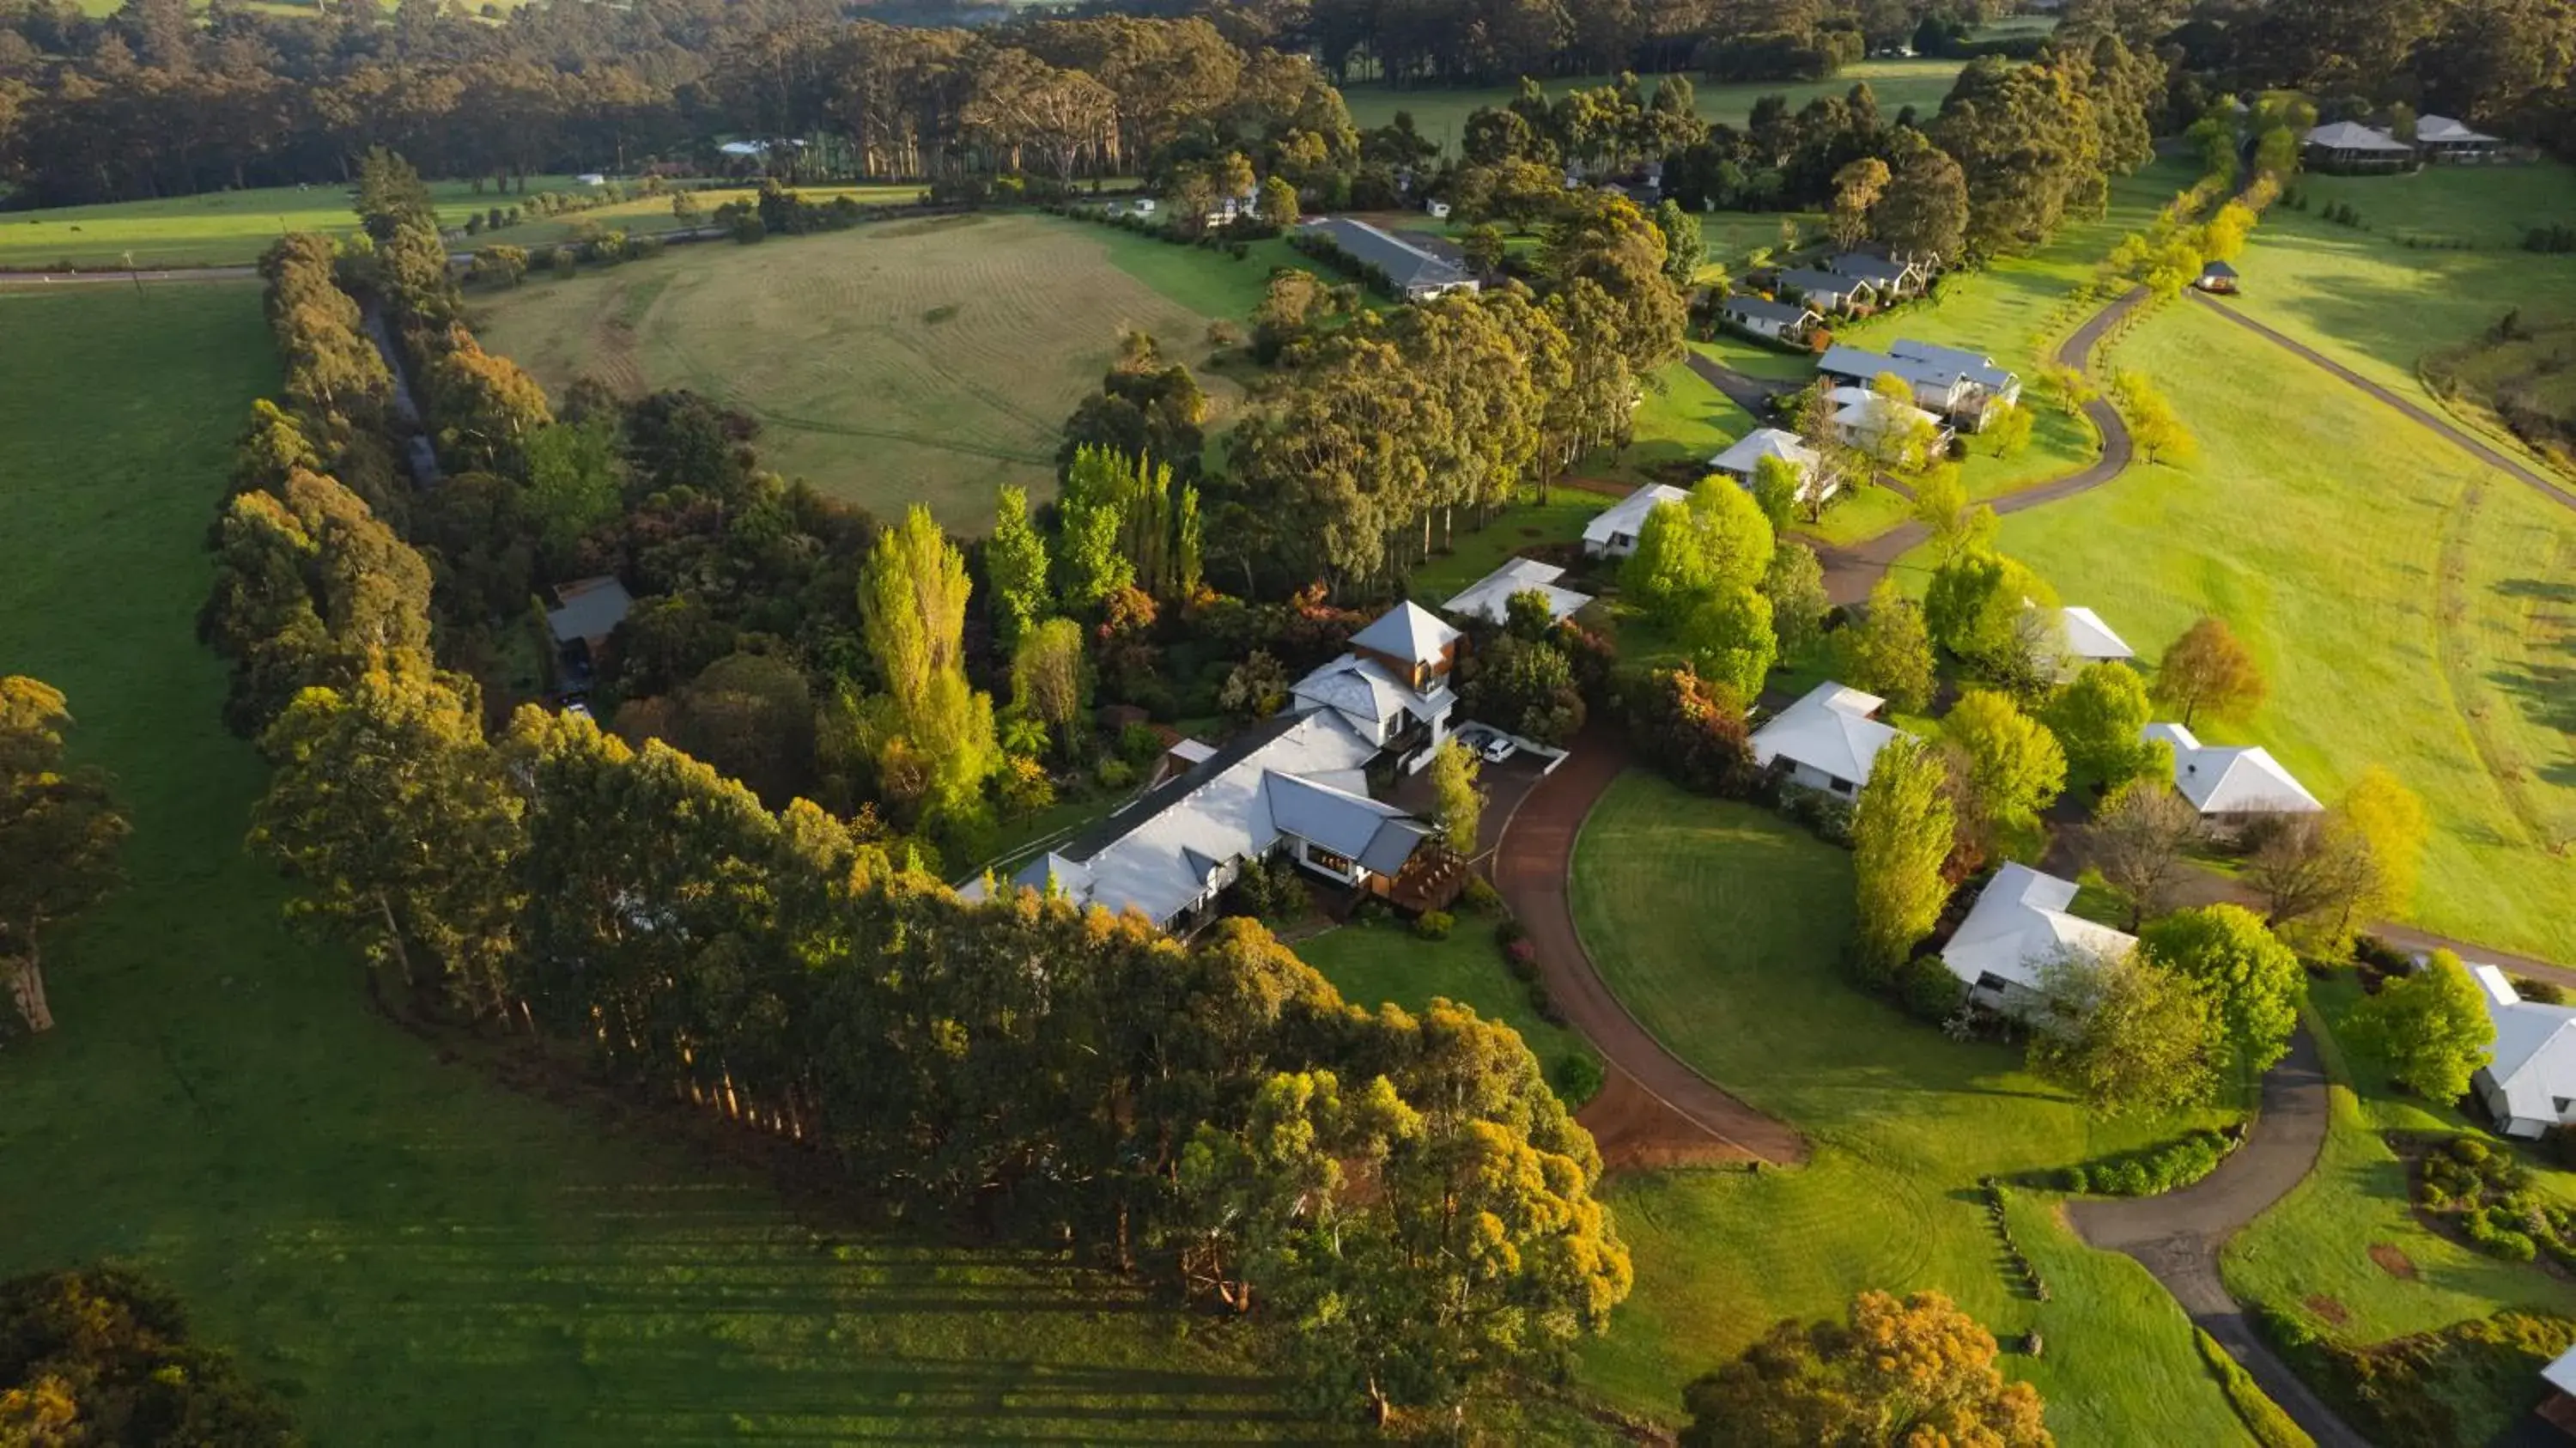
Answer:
[
  {"left": 0, "top": 265, "right": 258, "bottom": 285},
  {"left": 1683, "top": 350, "right": 1795, "bottom": 414},
  {"left": 1490, "top": 727, "right": 1809, "bottom": 1165},
  {"left": 1814, "top": 287, "right": 2148, "bottom": 605},
  {"left": 2193, "top": 292, "right": 2576, "bottom": 514},
  {"left": 2070, "top": 1025, "right": 2371, "bottom": 1448}
]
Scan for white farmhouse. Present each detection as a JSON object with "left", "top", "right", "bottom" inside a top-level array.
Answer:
[
  {"left": 2472, "top": 964, "right": 2576, "bottom": 1138},
  {"left": 1939, "top": 863, "right": 2138, "bottom": 1012},
  {"left": 1751, "top": 682, "right": 1899, "bottom": 797},
  {"left": 1581, "top": 483, "right": 1689, "bottom": 559},
  {"left": 2142, "top": 722, "right": 2324, "bottom": 826}
]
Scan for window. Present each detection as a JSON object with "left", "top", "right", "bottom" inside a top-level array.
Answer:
[
  {"left": 1829, "top": 776, "right": 1855, "bottom": 796},
  {"left": 1305, "top": 843, "right": 1353, "bottom": 874},
  {"left": 1976, "top": 973, "right": 2008, "bottom": 994}
]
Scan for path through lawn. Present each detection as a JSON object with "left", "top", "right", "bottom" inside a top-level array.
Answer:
[
  {"left": 0, "top": 284, "right": 1314, "bottom": 1445},
  {"left": 1564, "top": 776, "right": 2254, "bottom": 1444}
]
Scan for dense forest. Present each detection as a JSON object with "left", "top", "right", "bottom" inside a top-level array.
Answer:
[{"left": 3, "top": 0, "right": 2573, "bottom": 206}]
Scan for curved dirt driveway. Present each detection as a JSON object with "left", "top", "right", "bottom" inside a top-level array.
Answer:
[
  {"left": 2070, "top": 1026, "right": 2369, "bottom": 1447},
  {"left": 1814, "top": 286, "right": 2148, "bottom": 605},
  {"left": 2193, "top": 292, "right": 2576, "bottom": 514},
  {"left": 1493, "top": 729, "right": 1808, "bottom": 1166}
]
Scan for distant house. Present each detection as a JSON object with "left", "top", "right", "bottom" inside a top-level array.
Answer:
[
  {"left": 2540, "top": 1343, "right": 2576, "bottom": 1438},
  {"left": 1776, "top": 267, "right": 1877, "bottom": 312},
  {"left": 2415, "top": 114, "right": 2505, "bottom": 162},
  {"left": 2303, "top": 120, "right": 2414, "bottom": 172},
  {"left": 2194, "top": 259, "right": 2239, "bottom": 295},
  {"left": 1443, "top": 557, "right": 1594, "bottom": 626},
  {"left": 1707, "top": 427, "right": 1831, "bottom": 502},
  {"left": 1425, "top": 199, "right": 1452, "bottom": 220},
  {"left": 1940, "top": 863, "right": 2139, "bottom": 1012},
  {"left": 1818, "top": 339, "right": 2021, "bottom": 430},
  {"left": 1826, "top": 252, "right": 1931, "bottom": 296},
  {"left": 968, "top": 709, "right": 1429, "bottom": 934},
  {"left": 1720, "top": 295, "right": 1821, "bottom": 343},
  {"left": 544, "top": 576, "right": 634, "bottom": 693},
  {"left": 1290, "top": 600, "right": 1463, "bottom": 772},
  {"left": 2141, "top": 722, "right": 2324, "bottom": 825},
  {"left": 2058, "top": 606, "right": 2135, "bottom": 665},
  {"left": 1825, "top": 384, "right": 1951, "bottom": 462},
  {"left": 1297, "top": 217, "right": 1479, "bottom": 301},
  {"left": 1752, "top": 682, "right": 1899, "bottom": 796},
  {"left": 2470, "top": 964, "right": 2576, "bottom": 1137},
  {"left": 1581, "top": 483, "right": 1690, "bottom": 558}
]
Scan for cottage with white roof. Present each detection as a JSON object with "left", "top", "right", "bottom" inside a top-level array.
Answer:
[
  {"left": 1581, "top": 483, "right": 1688, "bottom": 558},
  {"left": 1752, "top": 681, "right": 1899, "bottom": 796},
  {"left": 1443, "top": 557, "right": 1593, "bottom": 626},
  {"left": 1708, "top": 427, "right": 1832, "bottom": 503},
  {"left": 2141, "top": 722, "right": 2324, "bottom": 824},
  {"left": 2471, "top": 964, "right": 2576, "bottom": 1137},
  {"left": 2058, "top": 606, "right": 2134, "bottom": 665},
  {"left": 1940, "top": 863, "right": 2139, "bottom": 1011},
  {"left": 1825, "top": 384, "right": 1951, "bottom": 464}
]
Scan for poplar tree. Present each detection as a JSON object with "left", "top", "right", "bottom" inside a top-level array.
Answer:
[
  {"left": 1851, "top": 737, "right": 1956, "bottom": 982},
  {"left": 985, "top": 484, "right": 1051, "bottom": 651}
]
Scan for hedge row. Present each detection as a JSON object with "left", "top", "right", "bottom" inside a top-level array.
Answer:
[{"left": 2061, "top": 1128, "right": 2243, "bottom": 1197}]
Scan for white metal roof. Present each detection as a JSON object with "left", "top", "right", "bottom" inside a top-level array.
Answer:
[
  {"left": 2142, "top": 723, "right": 2324, "bottom": 814},
  {"left": 2415, "top": 114, "right": 2500, "bottom": 143},
  {"left": 1887, "top": 338, "right": 2019, "bottom": 392},
  {"left": 2473, "top": 964, "right": 2576, "bottom": 1127},
  {"left": 2306, "top": 120, "right": 2410, "bottom": 152},
  {"left": 1443, "top": 557, "right": 1594, "bottom": 625},
  {"left": 1347, "top": 599, "right": 1461, "bottom": 668},
  {"left": 1707, "top": 427, "right": 1820, "bottom": 478},
  {"left": 1940, "top": 862, "right": 2138, "bottom": 995},
  {"left": 1582, "top": 483, "right": 1690, "bottom": 546},
  {"left": 1291, "top": 653, "right": 1446, "bottom": 733},
  {"left": 2059, "top": 606, "right": 2134, "bottom": 661},
  {"left": 1752, "top": 681, "right": 1899, "bottom": 785}
]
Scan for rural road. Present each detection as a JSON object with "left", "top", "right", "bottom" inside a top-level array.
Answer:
[
  {"left": 1810, "top": 286, "right": 2148, "bottom": 605},
  {"left": 2069, "top": 1026, "right": 2370, "bottom": 1448},
  {"left": 1491, "top": 727, "right": 1809, "bottom": 1166},
  {"left": 2192, "top": 292, "right": 2576, "bottom": 514},
  {"left": 0, "top": 265, "right": 258, "bottom": 285}
]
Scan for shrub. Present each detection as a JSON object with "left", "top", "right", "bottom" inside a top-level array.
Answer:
[
  {"left": 2516, "top": 976, "right": 2569, "bottom": 1004},
  {"left": 1457, "top": 875, "right": 1503, "bottom": 915},
  {"left": 2194, "top": 1328, "right": 2316, "bottom": 1448},
  {"left": 1503, "top": 936, "right": 1540, "bottom": 983},
  {"left": 1119, "top": 721, "right": 1166, "bottom": 768},
  {"left": 1778, "top": 781, "right": 1856, "bottom": 844},
  {"left": 1897, "top": 955, "right": 1965, "bottom": 1023},
  {"left": 2067, "top": 1130, "right": 2236, "bottom": 1196},
  {"left": 1413, "top": 910, "right": 1455, "bottom": 941},
  {"left": 1553, "top": 1052, "right": 1606, "bottom": 1107},
  {"left": 1495, "top": 916, "right": 1528, "bottom": 947},
  {"left": 1526, "top": 977, "right": 1565, "bottom": 1024},
  {"left": 1095, "top": 756, "right": 1134, "bottom": 790},
  {"left": 2451, "top": 1137, "right": 2492, "bottom": 1165}
]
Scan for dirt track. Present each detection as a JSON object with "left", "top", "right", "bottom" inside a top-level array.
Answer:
[{"left": 1495, "top": 728, "right": 1808, "bottom": 1168}]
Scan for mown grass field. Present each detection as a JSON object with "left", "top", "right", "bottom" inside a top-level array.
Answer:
[
  {"left": 1294, "top": 917, "right": 1598, "bottom": 1090},
  {"left": 1339, "top": 58, "right": 1970, "bottom": 154},
  {"left": 473, "top": 211, "right": 1287, "bottom": 530},
  {"left": 2213, "top": 161, "right": 2576, "bottom": 475},
  {"left": 0, "top": 284, "right": 1334, "bottom": 1445},
  {"left": 1565, "top": 778, "right": 2254, "bottom": 1442},
  {"left": 1939, "top": 300, "right": 2576, "bottom": 963},
  {"left": 0, "top": 175, "right": 598, "bottom": 269},
  {"left": 1408, "top": 490, "right": 1614, "bottom": 597}
]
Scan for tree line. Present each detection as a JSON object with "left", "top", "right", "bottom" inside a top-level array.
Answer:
[{"left": 185, "top": 162, "right": 1632, "bottom": 1428}]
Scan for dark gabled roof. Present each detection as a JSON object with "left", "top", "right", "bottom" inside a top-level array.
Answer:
[
  {"left": 1298, "top": 217, "right": 1471, "bottom": 290},
  {"left": 1055, "top": 711, "right": 1307, "bottom": 863},
  {"left": 2201, "top": 260, "right": 2239, "bottom": 277},
  {"left": 1827, "top": 252, "right": 1915, "bottom": 282},
  {"left": 1778, "top": 267, "right": 1868, "bottom": 295},
  {"left": 1722, "top": 295, "right": 1815, "bottom": 324}
]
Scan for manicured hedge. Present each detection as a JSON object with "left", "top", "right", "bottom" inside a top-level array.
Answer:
[{"left": 2061, "top": 1129, "right": 2241, "bottom": 1196}]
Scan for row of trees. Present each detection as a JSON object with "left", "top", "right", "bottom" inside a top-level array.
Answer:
[
  {"left": 198, "top": 169, "right": 1637, "bottom": 1428},
  {"left": 0, "top": 677, "right": 128, "bottom": 1035}
]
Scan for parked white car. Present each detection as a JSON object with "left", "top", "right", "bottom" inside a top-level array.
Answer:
[{"left": 1453, "top": 726, "right": 1516, "bottom": 764}]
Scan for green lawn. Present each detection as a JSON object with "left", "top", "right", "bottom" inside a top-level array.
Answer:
[
  {"left": 0, "top": 284, "right": 1328, "bottom": 1444},
  {"left": 494, "top": 181, "right": 937, "bottom": 250},
  {"left": 1339, "top": 60, "right": 1971, "bottom": 153},
  {"left": 1576, "top": 359, "right": 1759, "bottom": 490},
  {"left": 1294, "top": 917, "right": 1597, "bottom": 1090},
  {"left": 0, "top": 175, "right": 588, "bottom": 269},
  {"left": 1929, "top": 300, "right": 2576, "bottom": 964},
  {"left": 2214, "top": 163, "right": 2576, "bottom": 477},
  {"left": 2224, "top": 977, "right": 2576, "bottom": 1353},
  {"left": 1407, "top": 490, "right": 1613, "bottom": 598},
  {"left": 1565, "top": 777, "right": 2253, "bottom": 1442}
]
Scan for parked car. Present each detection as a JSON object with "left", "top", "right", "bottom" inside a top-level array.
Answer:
[{"left": 1454, "top": 725, "right": 1516, "bottom": 764}]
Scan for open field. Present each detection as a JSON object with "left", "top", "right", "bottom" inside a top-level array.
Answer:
[
  {"left": 1340, "top": 59, "right": 1971, "bottom": 155},
  {"left": 0, "top": 284, "right": 1328, "bottom": 1445},
  {"left": 474, "top": 212, "right": 1289, "bottom": 530},
  {"left": 1565, "top": 778, "right": 2252, "bottom": 1440},
  {"left": 2223, "top": 976, "right": 2576, "bottom": 1441},
  {"left": 1295, "top": 917, "right": 1597, "bottom": 1089},
  {"left": 2216, "top": 161, "right": 2576, "bottom": 476},
  {"left": 1933, "top": 301, "right": 2576, "bottom": 963},
  {"left": 0, "top": 175, "right": 595, "bottom": 269}
]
